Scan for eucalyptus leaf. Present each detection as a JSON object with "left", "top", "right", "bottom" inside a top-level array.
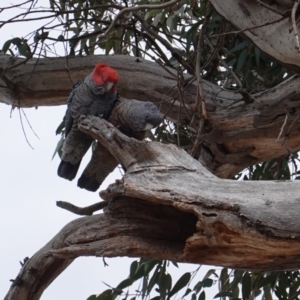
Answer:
[
  {"left": 241, "top": 272, "right": 251, "bottom": 300},
  {"left": 168, "top": 272, "right": 191, "bottom": 298}
]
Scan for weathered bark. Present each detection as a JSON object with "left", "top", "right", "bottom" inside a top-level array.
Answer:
[
  {"left": 4, "top": 200, "right": 195, "bottom": 300},
  {"left": 5, "top": 116, "right": 300, "bottom": 300},
  {"left": 1, "top": 55, "right": 300, "bottom": 178},
  {"left": 210, "top": 0, "right": 300, "bottom": 72}
]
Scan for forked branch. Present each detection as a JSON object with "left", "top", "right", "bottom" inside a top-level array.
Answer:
[{"left": 5, "top": 116, "right": 300, "bottom": 299}]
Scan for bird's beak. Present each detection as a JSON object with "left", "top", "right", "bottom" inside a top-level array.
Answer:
[
  {"left": 105, "top": 81, "right": 114, "bottom": 91},
  {"left": 143, "top": 123, "right": 155, "bottom": 131}
]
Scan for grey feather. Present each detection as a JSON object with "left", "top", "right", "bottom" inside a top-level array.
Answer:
[
  {"left": 77, "top": 99, "right": 163, "bottom": 191},
  {"left": 58, "top": 73, "right": 118, "bottom": 181}
]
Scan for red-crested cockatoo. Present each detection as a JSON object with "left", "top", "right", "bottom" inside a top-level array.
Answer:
[{"left": 58, "top": 63, "right": 119, "bottom": 181}]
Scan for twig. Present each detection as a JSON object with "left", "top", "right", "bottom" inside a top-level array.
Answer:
[
  {"left": 282, "top": 115, "right": 300, "bottom": 147},
  {"left": 97, "top": 0, "right": 181, "bottom": 41},
  {"left": 210, "top": 15, "right": 288, "bottom": 39},
  {"left": 0, "top": 13, "right": 57, "bottom": 28},
  {"left": 206, "top": 37, "right": 243, "bottom": 88},
  {"left": 256, "top": 0, "right": 289, "bottom": 15},
  {"left": 176, "top": 71, "right": 192, "bottom": 119},
  {"left": 142, "top": 31, "right": 172, "bottom": 67},
  {"left": 176, "top": 71, "right": 182, "bottom": 147},
  {"left": 205, "top": 35, "right": 255, "bottom": 108},
  {"left": 287, "top": 115, "right": 300, "bottom": 135},
  {"left": 0, "top": 0, "right": 33, "bottom": 11},
  {"left": 26, "top": 38, "right": 44, "bottom": 85},
  {"left": 195, "top": 9, "right": 213, "bottom": 112},
  {"left": 190, "top": 7, "right": 213, "bottom": 158},
  {"left": 103, "top": 257, "right": 109, "bottom": 267},
  {"left": 18, "top": 108, "right": 34, "bottom": 150},
  {"left": 177, "top": 103, "right": 181, "bottom": 147},
  {"left": 153, "top": 57, "right": 177, "bottom": 79},
  {"left": 292, "top": 0, "right": 300, "bottom": 52},
  {"left": 276, "top": 113, "right": 288, "bottom": 142},
  {"left": 133, "top": 12, "right": 194, "bottom": 74},
  {"left": 21, "top": 108, "right": 40, "bottom": 140},
  {"left": 201, "top": 22, "right": 225, "bottom": 76},
  {"left": 132, "top": 18, "right": 140, "bottom": 58},
  {"left": 190, "top": 118, "right": 205, "bottom": 158},
  {"left": 0, "top": 5, "right": 118, "bottom": 26},
  {"left": 56, "top": 200, "right": 108, "bottom": 215},
  {"left": 194, "top": 28, "right": 204, "bottom": 112}
]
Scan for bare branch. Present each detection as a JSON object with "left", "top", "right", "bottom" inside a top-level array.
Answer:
[
  {"left": 0, "top": 0, "right": 33, "bottom": 11},
  {"left": 18, "top": 108, "right": 34, "bottom": 150},
  {"left": 256, "top": 0, "right": 289, "bottom": 15},
  {"left": 292, "top": 0, "right": 300, "bottom": 52},
  {"left": 210, "top": 15, "right": 288, "bottom": 39},
  {"left": 276, "top": 113, "right": 289, "bottom": 142},
  {"left": 205, "top": 37, "right": 243, "bottom": 88},
  {"left": 190, "top": 7, "right": 213, "bottom": 158},
  {"left": 97, "top": 0, "right": 182, "bottom": 41},
  {"left": 133, "top": 13, "right": 195, "bottom": 74}
]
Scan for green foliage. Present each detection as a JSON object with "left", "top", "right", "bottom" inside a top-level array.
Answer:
[
  {"left": 5, "top": 0, "right": 295, "bottom": 159},
  {"left": 89, "top": 260, "right": 215, "bottom": 300},
  {"left": 241, "top": 154, "right": 300, "bottom": 181},
  {"left": 2, "top": 0, "right": 294, "bottom": 92},
  {"left": 91, "top": 262, "right": 300, "bottom": 300},
  {"left": 52, "top": 118, "right": 65, "bottom": 159},
  {"left": 2, "top": 37, "right": 32, "bottom": 58},
  {"left": 151, "top": 121, "right": 194, "bottom": 150}
]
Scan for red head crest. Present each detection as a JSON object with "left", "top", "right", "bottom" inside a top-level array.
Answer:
[{"left": 92, "top": 63, "right": 119, "bottom": 90}]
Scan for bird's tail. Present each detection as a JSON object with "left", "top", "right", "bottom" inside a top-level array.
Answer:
[
  {"left": 57, "top": 160, "right": 81, "bottom": 181},
  {"left": 77, "top": 143, "right": 118, "bottom": 192},
  {"left": 77, "top": 174, "right": 101, "bottom": 192}
]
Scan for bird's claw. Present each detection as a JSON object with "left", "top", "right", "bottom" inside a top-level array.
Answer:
[{"left": 78, "top": 115, "right": 87, "bottom": 122}]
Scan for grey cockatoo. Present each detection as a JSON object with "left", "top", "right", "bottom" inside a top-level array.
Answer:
[
  {"left": 57, "top": 63, "right": 119, "bottom": 181},
  {"left": 77, "top": 99, "right": 163, "bottom": 192}
]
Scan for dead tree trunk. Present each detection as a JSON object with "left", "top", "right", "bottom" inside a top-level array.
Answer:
[{"left": 5, "top": 116, "right": 300, "bottom": 300}]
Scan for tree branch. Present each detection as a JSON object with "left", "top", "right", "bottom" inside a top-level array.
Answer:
[
  {"left": 97, "top": 0, "right": 181, "bottom": 41},
  {"left": 2, "top": 55, "right": 300, "bottom": 178},
  {"left": 5, "top": 116, "right": 300, "bottom": 299}
]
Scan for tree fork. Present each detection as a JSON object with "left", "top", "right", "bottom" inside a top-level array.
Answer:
[
  {"left": 4, "top": 199, "right": 195, "bottom": 300},
  {"left": 5, "top": 115, "right": 300, "bottom": 299}
]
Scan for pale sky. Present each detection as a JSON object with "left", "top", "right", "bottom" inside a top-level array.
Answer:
[{"left": 0, "top": 1, "right": 218, "bottom": 299}]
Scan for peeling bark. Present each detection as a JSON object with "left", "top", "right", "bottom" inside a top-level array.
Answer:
[
  {"left": 210, "top": 0, "right": 300, "bottom": 72},
  {"left": 5, "top": 116, "right": 300, "bottom": 300},
  {"left": 1, "top": 55, "right": 300, "bottom": 177}
]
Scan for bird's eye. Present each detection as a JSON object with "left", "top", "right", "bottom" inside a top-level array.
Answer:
[{"left": 145, "top": 114, "right": 149, "bottom": 119}]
